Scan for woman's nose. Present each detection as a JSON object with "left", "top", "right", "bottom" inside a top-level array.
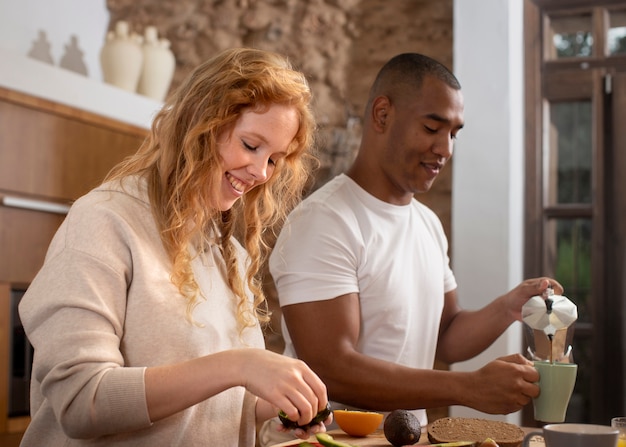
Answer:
[{"left": 247, "top": 159, "right": 269, "bottom": 183}]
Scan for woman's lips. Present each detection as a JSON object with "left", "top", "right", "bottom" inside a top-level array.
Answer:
[{"left": 226, "top": 172, "right": 247, "bottom": 194}]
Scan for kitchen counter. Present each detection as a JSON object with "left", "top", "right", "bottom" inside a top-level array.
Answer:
[{"left": 271, "top": 428, "right": 545, "bottom": 446}]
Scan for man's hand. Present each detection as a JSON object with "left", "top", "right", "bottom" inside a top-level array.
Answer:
[
  {"left": 502, "top": 278, "right": 564, "bottom": 322},
  {"left": 463, "top": 354, "right": 539, "bottom": 415}
]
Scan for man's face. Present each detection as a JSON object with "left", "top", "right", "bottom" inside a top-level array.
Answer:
[{"left": 380, "top": 76, "right": 464, "bottom": 201}]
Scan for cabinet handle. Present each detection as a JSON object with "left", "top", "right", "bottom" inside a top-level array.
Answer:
[{"left": 1, "top": 195, "right": 71, "bottom": 215}]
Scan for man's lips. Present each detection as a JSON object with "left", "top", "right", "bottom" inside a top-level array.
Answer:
[{"left": 422, "top": 161, "right": 444, "bottom": 174}]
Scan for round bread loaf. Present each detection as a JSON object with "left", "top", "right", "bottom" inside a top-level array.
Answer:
[{"left": 427, "top": 417, "right": 525, "bottom": 447}]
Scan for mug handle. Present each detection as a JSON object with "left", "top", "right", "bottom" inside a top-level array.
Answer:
[{"left": 523, "top": 431, "right": 543, "bottom": 447}]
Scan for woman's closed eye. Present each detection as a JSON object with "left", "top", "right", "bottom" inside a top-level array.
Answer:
[
  {"left": 242, "top": 140, "right": 258, "bottom": 151},
  {"left": 243, "top": 139, "right": 277, "bottom": 165}
]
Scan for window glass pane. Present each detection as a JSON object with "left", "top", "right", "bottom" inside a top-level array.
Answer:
[
  {"left": 547, "top": 14, "right": 593, "bottom": 59},
  {"left": 609, "top": 9, "right": 626, "bottom": 55},
  {"left": 547, "top": 101, "right": 592, "bottom": 204},
  {"left": 545, "top": 218, "right": 592, "bottom": 324}
]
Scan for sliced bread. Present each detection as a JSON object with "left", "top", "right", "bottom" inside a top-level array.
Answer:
[{"left": 427, "top": 417, "right": 525, "bottom": 447}]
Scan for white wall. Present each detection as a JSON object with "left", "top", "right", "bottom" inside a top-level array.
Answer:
[
  {"left": 452, "top": 0, "right": 525, "bottom": 424},
  {"left": 0, "top": 0, "right": 109, "bottom": 81}
]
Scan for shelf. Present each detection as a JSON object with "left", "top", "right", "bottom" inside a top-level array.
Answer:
[{"left": 0, "top": 46, "right": 161, "bottom": 130}]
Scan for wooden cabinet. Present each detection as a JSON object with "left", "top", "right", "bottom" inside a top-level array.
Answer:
[
  {"left": 0, "top": 87, "right": 148, "bottom": 445},
  {"left": 0, "top": 282, "right": 29, "bottom": 447}
]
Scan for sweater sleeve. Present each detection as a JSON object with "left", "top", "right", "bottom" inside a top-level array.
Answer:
[{"left": 19, "top": 195, "right": 153, "bottom": 438}]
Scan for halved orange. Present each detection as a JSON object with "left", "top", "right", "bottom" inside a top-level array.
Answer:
[{"left": 333, "top": 409, "right": 384, "bottom": 437}]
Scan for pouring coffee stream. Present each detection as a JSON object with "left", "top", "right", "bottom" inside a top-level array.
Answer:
[
  {"left": 522, "top": 285, "right": 578, "bottom": 363},
  {"left": 545, "top": 290, "right": 556, "bottom": 361}
]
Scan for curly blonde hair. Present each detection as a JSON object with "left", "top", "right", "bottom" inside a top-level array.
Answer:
[{"left": 106, "top": 48, "right": 316, "bottom": 331}]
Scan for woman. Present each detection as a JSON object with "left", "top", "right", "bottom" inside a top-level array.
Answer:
[{"left": 19, "top": 48, "right": 328, "bottom": 446}]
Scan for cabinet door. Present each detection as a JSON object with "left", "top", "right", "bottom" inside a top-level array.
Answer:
[
  {"left": 0, "top": 88, "right": 146, "bottom": 201},
  {"left": 0, "top": 206, "right": 64, "bottom": 283},
  {"left": 0, "top": 88, "right": 147, "bottom": 284}
]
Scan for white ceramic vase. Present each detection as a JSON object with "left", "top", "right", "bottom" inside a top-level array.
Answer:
[
  {"left": 137, "top": 26, "right": 175, "bottom": 102},
  {"left": 100, "top": 21, "right": 143, "bottom": 92}
]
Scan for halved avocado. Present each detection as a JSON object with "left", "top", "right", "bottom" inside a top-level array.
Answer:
[
  {"left": 315, "top": 433, "right": 356, "bottom": 447},
  {"left": 428, "top": 442, "right": 477, "bottom": 447},
  {"left": 278, "top": 403, "right": 332, "bottom": 430}
]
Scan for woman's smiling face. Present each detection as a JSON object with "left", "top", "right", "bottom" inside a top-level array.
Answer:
[{"left": 216, "top": 103, "right": 299, "bottom": 211}]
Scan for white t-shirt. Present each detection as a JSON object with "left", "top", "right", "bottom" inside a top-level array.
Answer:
[{"left": 270, "top": 174, "right": 457, "bottom": 427}]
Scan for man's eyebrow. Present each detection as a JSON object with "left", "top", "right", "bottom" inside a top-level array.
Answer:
[{"left": 425, "top": 113, "right": 465, "bottom": 129}]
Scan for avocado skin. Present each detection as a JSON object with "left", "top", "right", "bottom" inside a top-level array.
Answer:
[
  {"left": 278, "top": 403, "right": 332, "bottom": 430},
  {"left": 383, "top": 409, "right": 422, "bottom": 446}
]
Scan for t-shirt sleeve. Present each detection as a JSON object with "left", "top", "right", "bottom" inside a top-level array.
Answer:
[
  {"left": 270, "top": 201, "right": 362, "bottom": 306},
  {"left": 420, "top": 203, "right": 457, "bottom": 294}
]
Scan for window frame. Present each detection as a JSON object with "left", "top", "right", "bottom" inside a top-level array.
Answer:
[{"left": 524, "top": 0, "right": 626, "bottom": 425}]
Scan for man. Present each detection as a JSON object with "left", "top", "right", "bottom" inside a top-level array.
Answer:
[{"left": 262, "top": 53, "right": 561, "bottom": 443}]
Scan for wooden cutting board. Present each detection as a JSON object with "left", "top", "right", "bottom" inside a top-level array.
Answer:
[
  {"left": 269, "top": 429, "right": 420, "bottom": 446},
  {"left": 270, "top": 429, "right": 546, "bottom": 446}
]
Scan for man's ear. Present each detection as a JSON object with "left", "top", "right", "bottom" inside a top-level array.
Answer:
[{"left": 371, "top": 96, "right": 390, "bottom": 131}]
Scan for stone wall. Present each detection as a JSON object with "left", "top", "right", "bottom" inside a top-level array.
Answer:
[
  {"left": 105, "top": 0, "right": 453, "bottom": 409},
  {"left": 106, "top": 0, "right": 453, "bottom": 210}
]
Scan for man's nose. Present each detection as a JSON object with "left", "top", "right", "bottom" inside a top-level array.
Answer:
[{"left": 433, "top": 135, "right": 454, "bottom": 159}]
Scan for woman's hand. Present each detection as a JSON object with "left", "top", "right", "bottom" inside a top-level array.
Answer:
[
  {"left": 275, "top": 410, "right": 333, "bottom": 440},
  {"left": 244, "top": 348, "right": 328, "bottom": 429}
]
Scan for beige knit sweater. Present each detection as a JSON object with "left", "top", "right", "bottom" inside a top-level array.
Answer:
[{"left": 19, "top": 176, "right": 262, "bottom": 446}]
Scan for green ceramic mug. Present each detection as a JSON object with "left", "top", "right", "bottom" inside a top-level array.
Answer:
[{"left": 532, "top": 361, "right": 577, "bottom": 423}]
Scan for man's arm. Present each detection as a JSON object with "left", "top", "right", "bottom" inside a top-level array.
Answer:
[
  {"left": 435, "top": 289, "right": 513, "bottom": 364},
  {"left": 282, "top": 292, "right": 538, "bottom": 414}
]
